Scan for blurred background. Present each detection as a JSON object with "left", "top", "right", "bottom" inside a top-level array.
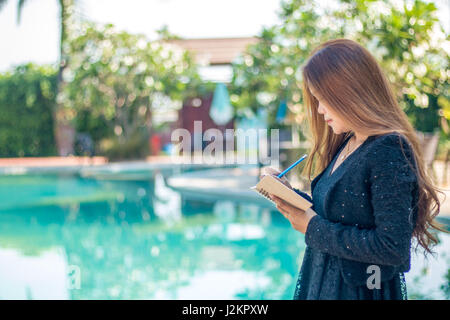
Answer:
[{"left": 0, "top": 0, "right": 449, "bottom": 299}]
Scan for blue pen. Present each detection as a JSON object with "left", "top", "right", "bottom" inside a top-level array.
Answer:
[{"left": 277, "top": 154, "right": 308, "bottom": 178}]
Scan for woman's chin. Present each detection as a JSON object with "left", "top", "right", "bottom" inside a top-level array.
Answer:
[{"left": 331, "top": 126, "right": 344, "bottom": 134}]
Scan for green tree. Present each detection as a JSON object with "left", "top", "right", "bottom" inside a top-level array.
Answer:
[
  {"left": 231, "top": 0, "right": 449, "bottom": 135},
  {"left": 341, "top": 0, "right": 448, "bottom": 133},
  {"left": 63, "top": 22, "right": 202, "bottom": 159},
  {"left": 0, "top": 64, "right": 57, "bottom": 157},
  {"left": 0, "top": 0, "right": 79, "bottom": 155}
]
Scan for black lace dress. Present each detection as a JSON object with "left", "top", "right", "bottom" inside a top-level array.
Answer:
[{"left": 293, "top": 135, "right": 408, "bottom": 300}]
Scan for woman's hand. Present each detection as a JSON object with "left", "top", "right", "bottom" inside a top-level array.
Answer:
[
  {"left": 260, "top": 167, "right": 292, "bottom": 189},
  {"left": 270, "top": 195, "right": 317, "bottom": 234}
]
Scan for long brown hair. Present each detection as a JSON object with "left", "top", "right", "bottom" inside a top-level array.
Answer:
[{"left": 300, "top": 38, "right": 446, "bottom": 255}]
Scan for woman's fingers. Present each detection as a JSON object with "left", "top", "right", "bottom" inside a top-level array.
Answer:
[
  {"left": 260, "top": 167, "right": 281, "bottom": 180},
  {"left": 271, "top": 195, "right": 304, "bottom": 215},
  {"left": 263, "top": 167, "right": 281, "bottom": 175},
  {"left": 271, "top": 195, "right": 290, "bottom": 218},
  {"left": 276, "top": 205, "right": 289, "bottom": 219},
  {"left": 270, "top": 194, "right": 316, "bottom": 234},
  {"left": 260, "top": 174, "right": 290, "bottom": 188},
  {"left": 271, "top": 195, "right": 288, "bottom": 209}
]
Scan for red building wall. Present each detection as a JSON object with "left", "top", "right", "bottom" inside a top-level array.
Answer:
[{"left": 173, "top": 92, "right": 234, "bottom": 151}]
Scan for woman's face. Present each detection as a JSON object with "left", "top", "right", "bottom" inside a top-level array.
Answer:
[{"left": 309, "top": 87, "right": 350, "bottom": 135}]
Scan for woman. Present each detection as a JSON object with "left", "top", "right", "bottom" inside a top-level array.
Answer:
[{"left": 265, "top": 39, "right": 446, "bottom": 300}]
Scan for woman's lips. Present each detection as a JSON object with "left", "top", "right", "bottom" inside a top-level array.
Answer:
[{"left": 326, "top": 119, "right": 333, "bottom": 124}]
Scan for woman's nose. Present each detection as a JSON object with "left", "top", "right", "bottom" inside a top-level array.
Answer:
[{"left": 317, "top": 103, "right": 325, "bottom": 115}]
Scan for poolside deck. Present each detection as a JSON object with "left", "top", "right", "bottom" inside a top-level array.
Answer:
[
  {"left": 167, "top": 166, "right": 275, "bottom": 208},
  {"left": 167, "top": 161, "right": 450, "bottom": 217},
  {"left": 0, "top": 155, "right": 237, "bottom": 178},
  {"left": 0, "top": 156, "right": 108, "bottom": 167},
  {"left": 1, "top": 156, "right": 448, "bottom": 217},
  {"left": 0, "top": 155, "right": 180, "bottom": 167}
]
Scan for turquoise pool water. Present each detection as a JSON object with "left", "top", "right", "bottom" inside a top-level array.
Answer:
[{"left": 0, "top": 170, "right": 448, "bottom": 299}]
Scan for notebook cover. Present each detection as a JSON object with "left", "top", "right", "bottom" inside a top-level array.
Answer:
[{"left": 251, "top": 175, "right": 312, "bottom": 211}]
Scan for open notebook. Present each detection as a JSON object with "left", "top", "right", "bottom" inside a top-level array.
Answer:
[{"left": 250, "top": 175, "right": 312, "bottom": 211}]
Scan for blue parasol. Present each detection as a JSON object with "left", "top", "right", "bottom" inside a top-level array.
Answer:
[
  {"left": 209, "top": 82, "right": 233, "bottom": 125},
  {"left": 276, "top": 100, "right": 287, "bottom": 123}
]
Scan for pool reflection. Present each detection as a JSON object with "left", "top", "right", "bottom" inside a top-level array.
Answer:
[{"left": 0, "top": 171, "right": 448, "bottom": 299}]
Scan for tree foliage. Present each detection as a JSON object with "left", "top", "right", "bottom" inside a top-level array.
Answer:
[
  {"left": 230, "top": 0, "right": 449, "bottom": 134},
  {"left": 0, "top": 0, "right": 80, "bottom": 156},
  {"left": 62, "top": 22, "right": 202, "bottom": 158},
  {"left": 0, "top": 64, "right": 57, "bottom": 157}
]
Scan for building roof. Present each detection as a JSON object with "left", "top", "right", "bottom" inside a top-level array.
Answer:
[{"left": 167, "top": 37, "right": 259, "bottom": 65}]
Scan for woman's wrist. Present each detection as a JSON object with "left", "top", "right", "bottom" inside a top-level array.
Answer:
[
  {"left": 305, "top": 207, "right": 317, "bottom": 219},
  {"left": 303, "top": 207, "right": 318, "bottom": 233}
]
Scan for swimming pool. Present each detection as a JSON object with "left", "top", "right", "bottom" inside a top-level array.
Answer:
[{"left": 0, "top": 170, "right": 448, "bottom": 299}]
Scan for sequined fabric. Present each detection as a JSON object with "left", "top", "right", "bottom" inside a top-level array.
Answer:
[{"left": 292, "top": 133, "right": 417, "bottom": 300}]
